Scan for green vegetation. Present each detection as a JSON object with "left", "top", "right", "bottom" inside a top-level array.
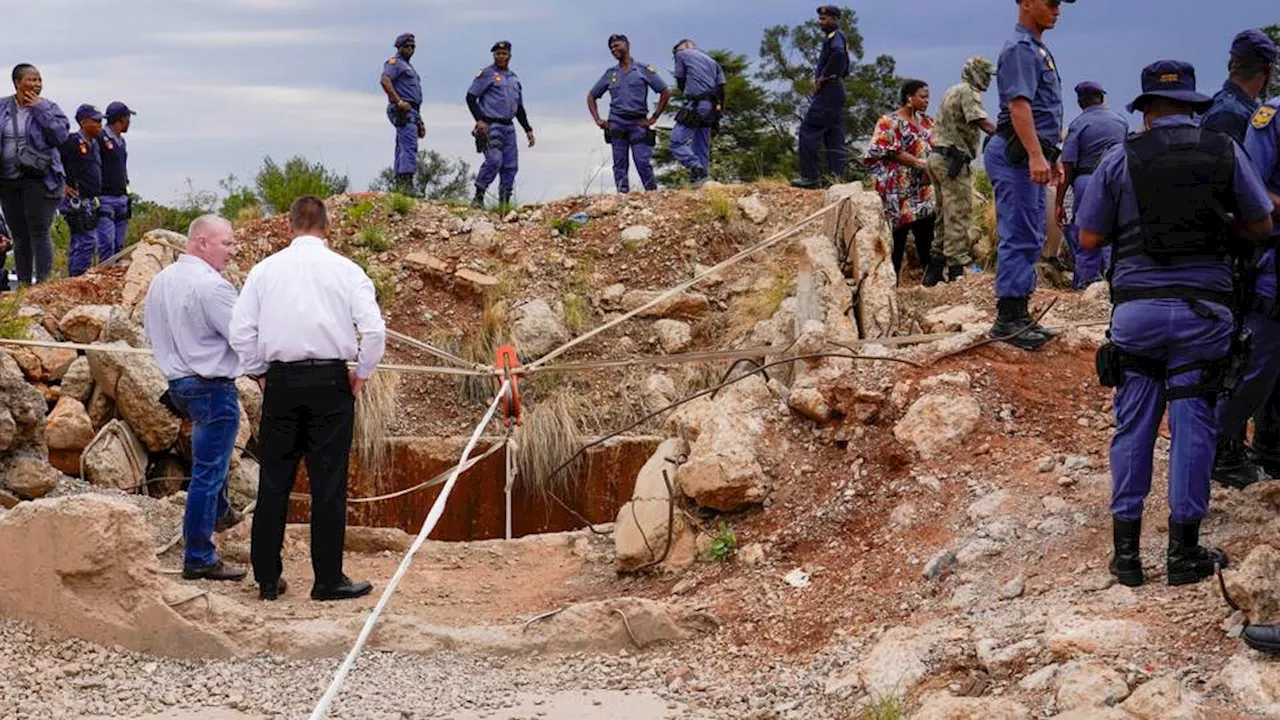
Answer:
[
  {"left": 703, "top": 189, "right": 735, "bottom": 223},
  {"left": 386, "top": 193, "right": 416, "bottom": 216},
  {"left": 370, "top": 268, "right": 396, "bottom": 304},
  {"left": 860, "top": 695, "right": 906, "bottom": 720},
  {"left": 217, "top": 174, "right": 261, "bottom": 224},
  {"left": 369, "top": 150, "right": 473, "bottom": 201},
  {"left": 356, "top": 226, "right": 393, "bottom": 252},
  {"left": 255, "top": 155, "right": 349, "bottom": 215},
  {"left": 346, "top": 199, "right": 376, "bottom": 225},
  {"left": 562, "top": 292, "right": 591, "bottom": 333},
  {"left": 707, "top": 522, "right": 738, "bottom": 563},
  {"left": 549, "top": 217, "right": 578, "bottom": 238},
  {"left": 0, "top": 291, "right": 34, "bottom": 339}
]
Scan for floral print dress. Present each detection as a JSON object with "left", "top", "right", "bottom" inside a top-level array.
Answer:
[{"left": 866, "top": 112, "right": 937, "bottom": 229}]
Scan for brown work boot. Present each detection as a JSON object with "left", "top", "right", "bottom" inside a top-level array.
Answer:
[{"left": 182, "top": 559, "right": 248, "bottom": 582}]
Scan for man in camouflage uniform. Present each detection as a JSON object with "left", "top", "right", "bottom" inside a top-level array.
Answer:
[{"left": 925, "top": 56, "right": 997, "bottom": 286}]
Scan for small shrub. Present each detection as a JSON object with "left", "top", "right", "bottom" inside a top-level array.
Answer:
[
  {"left": 370, "top": 269, "right": 396, "bottom": 304},
  {"left": 562, "top": 292, "right": 591, "bottom": 333},
  {"left": 861, "top": 695, "right": 906, "bottom": 720},
  {"left": 346, "top": 199, "right": 375, "bottom": 225},
  {"left": 0, "top": 291, "right": 34, "bottom": 339},
  {"left": 255, "top": 155, "right": 349, "bottom": 215},
  {"left": 704, "top": 188, "right": 735, "bottom": 223},
  {"left": 386, "top": 193, "right": 415, "bottom": 216},
  {"left": 356, "top": 226, "right": 393, "bottom": 252},
  {"left": 707, "top": 522, "right": 737, "bottom": 562},
  {"left": 549, "top": 217, "right": 578, "bottom": 238}
]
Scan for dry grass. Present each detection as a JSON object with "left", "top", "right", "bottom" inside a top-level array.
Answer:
[
  {"left": 458, "top": 298, "right": 508, "bottom": 407},
  {"left": 703, "top": 188, "right": 736, "bottom": 223},
  {"left": 727, "top": 263, "right": 795, "bottom": 341},
  {"left": 353, "top": 371, "right": 399, "bottom": 481},
  {"left": 513, "top": 393, "right": 585, "bottom": 498},
  {"left": 0, "top": 291, "right": 34, "bottom": 340}
]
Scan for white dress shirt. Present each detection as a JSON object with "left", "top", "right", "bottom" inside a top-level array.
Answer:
[
  {"left": 229, "top": 236, "right": 387, "bottom": 379},
  {"left": 144, "top": 255, "right": 242, "bottom": 381}
]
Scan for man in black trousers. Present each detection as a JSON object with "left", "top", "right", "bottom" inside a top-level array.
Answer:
[{"left": 229, "top": 196, "right": 386, "bottom": 601}]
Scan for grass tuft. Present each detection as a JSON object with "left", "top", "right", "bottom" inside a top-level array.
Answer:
[
  {"left": 353, "top": 371, "right": 399, "bottom": 482},
  {"left": 386, "top": 193, "right": 415, "bottom": 216},
  {"left": 356, "top": 226, "right": 394, "bottom": 252}
]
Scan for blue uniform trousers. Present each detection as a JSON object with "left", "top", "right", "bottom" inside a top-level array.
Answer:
[
  {"left": 608, "top": 117, "right": 657, "bottom": 193},
  {"left": 797, "top": 83, "right": 847, "bottom": 181},
  {"left": 475, "top": 123, "right": 519, "bottom": 195},
  {"left": 64, "top": 201, "right": 116, "bottom": 277},
  {"left": 1216, "top": 306, "right": 1280, "bottom": 458},
  {"left": 168, "top": 377, "right": 238, "bottom": 569},
  {"left": 985, "top": 134, "right": 1046, "bottom": 299},
  {"left": 1110, "top": 299, "right": 1233, "bottom": 523},
  {"left": 387, "top": 104, "right": 421, "bottom": 176},
  {"left": 98, "top": 194, "right": 129, "bottom": 255},
  {"left": 1066, "top": 174, "right": 1107, "bottom": 289},
  {"left": 670, "top": 100, "right": 713, "bottom": 172}
]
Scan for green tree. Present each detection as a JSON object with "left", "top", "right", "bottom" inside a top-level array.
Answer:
[
  {"left": 757, "top": 5, "right": 900, "bottom": 178},
  {"left": 1266, "top": 25, "right": 1280, "bottom": 99},
  {"left": 217, "top": 174, "right": 261, "bottom": 224},
  {"left": 369, "top": 150, "right": 473, "bottom": 200},
  {"left": 655, "top": 50, "right": 796, "bottom": 185},
  {"left": 254, "top": 156, "right": 349, "bottom": 215}
]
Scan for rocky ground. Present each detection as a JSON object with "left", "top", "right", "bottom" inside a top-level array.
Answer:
[{"left": 5, "top": 182, "right": 1280, "bottom": 720}]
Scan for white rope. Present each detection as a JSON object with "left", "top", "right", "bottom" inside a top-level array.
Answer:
[{"left": 307, "top": 379, "right": 511, "bottom": 720}]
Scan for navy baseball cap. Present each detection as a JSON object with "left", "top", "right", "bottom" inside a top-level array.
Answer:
[
  {"left": 394, "top": 33, "right": 415, "bottom": 48},
  {"left": 608, "top": 34, "right": 629, "bottom": 48},
  {"left": 1231, "top": 29, "right": 1279, "bottom": 65},
  {"left": 74, "top": 104, "right": 103, "bottom": 123},
  {"left": 104, "top": 101, "right": 134, "bottom": 120},
  {"left": 1126, "top": 60, "right": 1212, "bottom": 113},
  {"left": 1075, "top": 81, "right": 1105, "bottom": 97},
  {"left": 491, "top": 41, "right": 511, "bottom": 52},
  {"left": 816, "top": 5, "right": 842, "bottom": 17},
  {"left": 1013, "top": 0, "right": 1075, "bottom": 3}
]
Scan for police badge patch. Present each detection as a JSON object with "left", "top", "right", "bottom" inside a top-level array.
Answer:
[{"left": 1254, "top": 106, "right": 1276, "bottom": 130}]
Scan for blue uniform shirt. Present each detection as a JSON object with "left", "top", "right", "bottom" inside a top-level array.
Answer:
[
  {"left": 97, "top": 125, "right": 128, "bottom": 196},
  {"left": 1202, "top": 80, "right": 1259, "bottom": 145},
  {"left": 590, "top": 61, "right": 667, "bottom": 119},
  {"left": 673, "top": 49, "right": 725, "bottom": 99},
  {"left": 995, "top": 24, "right": 1064, "bottom": 142},
  {"left": 815, "top": 29, "right": 850, "bottom": 80},
  {"left": 383, "top": 55, "right": 422, "bottom": 105},
  {"left": 1245, "top": 98, "right": 1280, "bottom": 298},
  {"left": 468, "top": 65, "right": 523, "bottom": 121},
  {"left": 1077, "top": 115, "right": 1274, "bottom": 295},
  {"left": 58, "top": 132, "right": 102, "bottom": 197},
  {"left": 1062, "top": 105, "right": 1129, "bottom": 172}
]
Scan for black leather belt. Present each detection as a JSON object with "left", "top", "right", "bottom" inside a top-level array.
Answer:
[{"left": 270, "top": 359, "right": 345, "bottom": 368}]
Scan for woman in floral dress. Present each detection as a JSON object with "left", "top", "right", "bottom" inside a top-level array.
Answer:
[{"left": 867, "top": 79, "right": 937, "bottom": 282}]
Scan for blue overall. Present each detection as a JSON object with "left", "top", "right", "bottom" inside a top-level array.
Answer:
[
  {"left": 383, "top": 55, "right": 423, "bottom": 176},
  {"left": 1061, "top": 105, "right": 1128, "bottom": 288},
  {"left": 797, "top": 29, "right": 850, "bottom": 181},
  {"left": 469, "top": 65, "right": 525, "bottom": 196},
  {"left": 671, "top": 48, "right": 725, "bottom": 173},
  {"left": 591, "top": 61, "right": 667, "bottom": 192},
  {"left": 1076, "top": 115, "right": 1275, "bottom": 522},
  {"left": 58, "top": 132, "right": 112, "bottom": 276},
  {"left": 1217, "top": 98, "right": 1280, "bottom": 462},
  {"left": 97, "top": 126, "right": 129, "bottom": 254},
  {"left": 987, "top": 23, "right": 1064, "bottom": 300}
]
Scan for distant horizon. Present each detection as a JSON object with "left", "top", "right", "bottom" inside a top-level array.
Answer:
[{"left": 2, "top": 1, "right": 1273, "bottom": 205}]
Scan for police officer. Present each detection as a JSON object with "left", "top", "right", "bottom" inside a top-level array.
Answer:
[
  {"left": 670, "top": 39, "right": 725, "bottom": 188},
  {"left": 380, "top": 33, "right": 425, "bottom": 194},
  {"left": 791, "top": 6, "right": 851, "bottom": 189},
  {"left": 468, "top": 41, "right": 534, "bottom": 210},
  {"left": 1055, "top": 81, "right": 1129, "bottom": 290},
  {"left": 924, "top": 56, "right": 996, "bottom": 286},
  {"left": 588, "top": 35, "right": 671, "bottom": 193},
  {"left": 97, "top": 101, "right": 134, "bottom": 256},
  {"left": 985, "top": 0, "right": 1074, "bottom": 350},
  {"left": 1212, "top": 92, "right": 1280, "bottom": 490},
  {"left": 1076, "top": 61, "right": 1274, "bottom": 588},
  {"left": 1201, "top": 29, "right": 1278, "bottom": 144},
  {"left": 57, "top": 104, "right": 111, "bottom": 277}
]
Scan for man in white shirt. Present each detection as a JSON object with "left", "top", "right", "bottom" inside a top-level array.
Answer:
[
  {"left": 229, "top": 195, "right": 386, "bottom": 602},
  {"left": 144, "top": 214, "right": 246, "bottom": 582}
]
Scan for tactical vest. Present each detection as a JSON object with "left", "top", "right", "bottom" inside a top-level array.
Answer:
[
  {"left": 1109, "top": 125, "right": 1239, "bottom": 308},
  {"left": 99, "top": 134, "right": 128, "bottom": 196}
]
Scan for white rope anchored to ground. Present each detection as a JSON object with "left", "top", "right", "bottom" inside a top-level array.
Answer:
[{"left": 307, "top": 379, "right": 511, "bottom": 720}]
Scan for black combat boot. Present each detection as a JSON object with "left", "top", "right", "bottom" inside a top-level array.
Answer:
[
  {"left": 395, "top": 173, "right": 414, "bottom": 195},
  {"left": 470, "top": 187, "right": 485, "bottom": 209},
  {"left": 989, "top": 298, "right": 1050, "bottom": 351},
  {"left": 1017, "top": 295, "right": 1057, "bottom": 338},
  {"left": 1213, "top": 437, "right": 1263, "bottom": 489},
  {"left": 498, "top": 190, "right": 513, "bottom": 209},
  {"left": 922, "top": 255, "right": 946, "bottom": 287},
  {"left": 790, "top": 176, "right": 822, "bottom": 189},
  {"left": 1166, "top": 519, "right": 1228, "bottom": 586},
  {"left": 946, "top": 264, "right": 967, "bottom": 281},
  {"left": 1108, "top": 516, "right": 1144, "bottom": 587},
  {"left": 690, "top": 167, "right": 709, "bottom": 188}
]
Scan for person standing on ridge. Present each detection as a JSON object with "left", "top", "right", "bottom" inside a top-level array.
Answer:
[
  {"left": 588, "top": 34, "right": 670, "bottom": 193},
  {"left": 467, "top": 41, "right": 534, "bottom": 210},
  {"left": 381, "top": 33, "right": 425, "bottom": 195},
  {"left": 791, "top": 5, "right": 851, "bottom": 189}
]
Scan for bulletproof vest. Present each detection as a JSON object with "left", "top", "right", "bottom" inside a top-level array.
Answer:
[
  {"left": 1115, "top": 125, "right": 1235, "bottom": 267},
  {"left": 99, "top": 134, "right": 128, "bottom": 196}
]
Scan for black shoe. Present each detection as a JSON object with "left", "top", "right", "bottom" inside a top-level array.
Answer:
[
  {"left": 394, "top": 174, "right": 414, "bottom": 195},
  {"left": 1108, "top": 516, "right": 1144, "bottom": 587},
  {"left": 311, "top": 575, "right": 374, "bottom": 601},
  {"left": 182, "top": 560, "right": 248, "bottom": 582},
  {"left": 790, "top": 177, "right": 822, "bottom": 189},
  {"left": 1214, "top": 439, "right": 1264, "bottom": 489},
  {"left": 689, "top": 167, "right": 709, "bottom": 188},
  {"left": 498, "top": 191, "right": 513, "bottom": 209},
  {"left": 215, "top": 506, "right": 244, "bottom": 533},
  {"left": 1244, "top": 624, "right": 1280, "bottom": 655},
  {"left": 946, "top": 264, "right": 966, "bottom": 282},
  {"left": 1167, "top": 519, "right": 1228, "bottom": 586},
  {"left": 260, "top": 577, "right": 289, "bottom": 601},
  {"left": 990, "top": 298, "right": 1050, "bottom": 351},
  {"left": 471, "top": 188, "right": 486, "bottom": 209},
  {"left": 922, "top": 256, "right": 946, "bottom": 287}
]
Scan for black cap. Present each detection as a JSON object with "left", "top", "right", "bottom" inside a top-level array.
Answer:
[
  {"left": 491, "top": 40, "right": 511, "bottom": 52},
  {"left": 816, "top": 5, "right": 841, "bottom": 18},
  {"left": 608, "top": 34, "right": 629, "bottom": 48}
]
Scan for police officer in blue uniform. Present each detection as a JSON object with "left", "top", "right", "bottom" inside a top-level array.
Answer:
[
  {"left": 1056, "top": 81, "right": 1129, "bottom": 289},
  {"left": 1076, "top": 61, "right": 1274, "bottom": 588},
  {"left": 791, "top": 6, "right": 850, "bottom": 190},
  {"left": 671, "top": 40, "right": 725, "bottom": 188},
  {"left": 1212, "top": 93, "right": 1280, "bottom": 489},
  {"left": 57, "top": 104, "right": 111, "bottom": 277},
  {"left": 380, "top": 33, "right": 425, "bottom": 194},
  {"left": 588, "top": 35, "right": 671, "bottom": 193},
  {"left": 468, "top": 41, "right": 534, "bottom": 209},
  {"left": 985, "top": 0, "right": 1074, "bottom": 351},
  {"left": 97, "top": 101, "right": 134, "bottom": 256},
  {"left": 1201, "top": 30, "right": 1278, "bottom": 145}
]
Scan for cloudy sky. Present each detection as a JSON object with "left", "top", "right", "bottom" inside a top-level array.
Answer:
[{"left": 4, "top": 1, "right": 1275, "bottom": 206}]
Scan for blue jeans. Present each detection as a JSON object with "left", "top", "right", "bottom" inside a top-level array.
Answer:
[{"left": 168, "top": 377, "right": 239, "bottom": 568}]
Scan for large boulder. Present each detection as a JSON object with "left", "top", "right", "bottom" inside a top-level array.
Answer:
[
  {"left": 99, "top": 305, "right": 147, "bottom": 347},
  {"left": 511, "top": 299, "right": 569, "bottom": 359},
  {"left": 59, "top": 356, "right": 93, "bottom": 404},
  {"left": 824, "top": 183, "right": 896, "bottom": 338},
  {"left": 1223, "top": 545, "right": 1280, "bottom": 624},
  {"left": 0, "top": 408, "right": 15, "bottom": 452},
  {"left": 82, "top": 419, "right": 147, "bottom": 491},
  {"left": 1055, "top": 659, "right": 1130, "bottom": 711},
  {"left": 1218, "top": 653, "right": 1280, "bottom": 717},
  {"left": 736, "top": 194, "right": 770, "bottom": 225},
  {"left": 668, "top": 374, "right": 771, "bottom": 512},
  {"left": 894, "top": 391, "right": 981, "bottom": 456},
  {"left": 620, "top": 290, "right": 711, "bottom": 319},
  {"left": 615, "top": 438, "right": 693, "bottom": 572},
  {"left": 26, "top": 325, "right": 77, "bottom": 381},
  {"left": 912, "top": 694, "right": 1030, "bottom": 720},
  {"left": 87, "top": 343, "right": 180, "bottom": 452},
  {"left": 121, "top": 229, "right": 185, "bottom": 308},
  {"left": 653, "top": 319, "right": 692, "bottom": 354},
  {"left": 59, "top": 305, "right": 114, "bottom": 344},
  {"left": 228, "top": 456, "right": 259, "bottom": 509},
  {"left": 825, "top": 626, "right": 932, "bottom": 701},
  {"left": 236, "top": 377, "right": 263, "bottom": 442},
  {"left": 45, "top": 397, "right": 94, "bottom": 475},
  {"left": 0, "top": 352, "right": 48, "bottom": 463},
  {"left": 5, "top": 459, "right": 62, "bottom": 500}
]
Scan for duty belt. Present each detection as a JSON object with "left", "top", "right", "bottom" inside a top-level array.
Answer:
[{"left": 483, "top": 117, "right": 514, "bottom": 125}]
